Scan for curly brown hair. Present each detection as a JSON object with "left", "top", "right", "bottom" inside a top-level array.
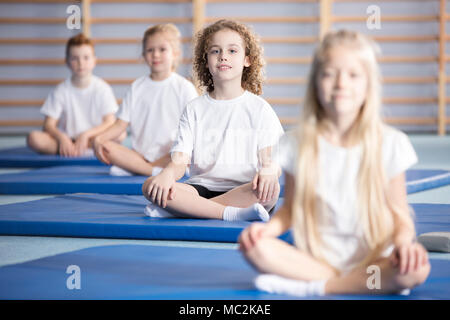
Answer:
[{"left": 193, "top": 19, "right": 265, "bottom": 95}]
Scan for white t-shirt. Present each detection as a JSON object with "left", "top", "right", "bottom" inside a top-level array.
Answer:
[
  {"left": 117, "top": 73, "right": 198, "bottom": 162},
  {"left": 171, "top": 91, "right": 285, "bottom": 191},
  {"left": 40, "top": 75, "right": 119, "bottom": 139},
  {"left": 278, "top": 126, "right": 418, "bottom": 272}
]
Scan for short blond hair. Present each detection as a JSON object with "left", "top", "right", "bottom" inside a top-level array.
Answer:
[{"left": 142, "top": 23, "right": 182, "bottom": 71}]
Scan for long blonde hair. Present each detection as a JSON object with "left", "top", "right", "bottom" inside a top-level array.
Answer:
[{"left": 293, "top": 30, "right": 400, "bottom": 269}]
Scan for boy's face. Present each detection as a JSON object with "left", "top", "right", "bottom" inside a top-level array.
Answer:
[
  {"left": 206, "top": 29, "right": 250, "bottom": 85},
  {"left": 67, "top": 44, "right": 96, "bottom": 78},
  {"left": 143, "top": 32, "right": 177, "bottom": 79}
]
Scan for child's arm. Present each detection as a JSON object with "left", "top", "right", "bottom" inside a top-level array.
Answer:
[
  {"left": 93, "top": 119, "right": 128, "bottom": 164},
  {"left": 43, "top": 116, "right": 76, "bottom": 157},
  {"left": 151, "top": 153, "right": 172, "bottom": 169},
  {"left": 142, "top": 152, "right": 190, "bottom": 208},
  {"left": 388, "top": 172, "right": 429, "bottom": 275},
  {"left": 388, "top": 172, "right": 415, "bottom": 245},
  {"left": 252, "top": 146, "right": 282, "bottom": 203},
  {"left": 239, "top": 172, "right": 294, "bottom": 252},
  {"left": 74, "top": 113, "right": 116, "bottom": 155}
]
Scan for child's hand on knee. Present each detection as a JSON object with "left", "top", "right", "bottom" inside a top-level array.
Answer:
[
  {"left": 390, "top": 242, "right": 429, "bottom": 275},
  {"left": 142, "top": 171, "right": 175, "bottom": 208},
  {"left": 58, "top": 135, "right": 76, "bottom": 157},
  {"left": 74, "top": 133, "right": 89, "bottom": 156},
  {"left": 252, "top": 171, "right": 279, "bottom": 203},
  {"left": 93, "top": 138, "right": 110, "bottom": 164}
]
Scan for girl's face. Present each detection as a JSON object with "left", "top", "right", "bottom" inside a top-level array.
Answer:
[
  {"left": 316, "top": 45, "right": 368, "bottom": 123},
  {"left": 67, "top": 44, "right": 96, "bottom": 78},
  {"left": 206, "top": 29, "right": 250, "bottom": 86},
  {"left": 143, "top": 32, "right": 177, "bottom": 80}
]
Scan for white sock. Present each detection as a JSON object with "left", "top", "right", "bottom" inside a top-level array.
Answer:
[
  {"left": 222, "top": 203, "right": 269, "bottom": 222},
  {"left": 109, "top": 165, "right": 133, "bottom": 176},
  {"left": 151, "top": 166, "right": 163, "bottom": 176},
  {"left": 254, "top": 274, "right": 326, "bottom": 297},
  {"left": 110, "top": 166, "right": 162, "bottom": 177},
  {"left": 144, "top": 202, "right": 175, "bottom": 218},
  {"left": 399, "top": 288, "right": 411, "bottom": 296}
]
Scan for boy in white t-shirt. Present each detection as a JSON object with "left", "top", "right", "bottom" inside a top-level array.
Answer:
[
  {"left": 93, "top": 24, "right": 198, "bottom": 176},
  {"left": 142, "top": 20, "right": 284, "bottom": 221},
  {"left": 27, "top": 33, "right": 120, "bottom": 157}
]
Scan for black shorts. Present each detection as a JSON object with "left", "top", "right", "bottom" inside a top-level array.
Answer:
[
  {"left": 187, "top": 184, "right": 227, "bottom": 199},
  {"left": 187, "top": 183, "right": 276, "bottom": 214}
]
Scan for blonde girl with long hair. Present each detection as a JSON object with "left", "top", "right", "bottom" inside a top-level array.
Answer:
[{"left": 239, "top": 30, "right": 430, "bottom": 297}]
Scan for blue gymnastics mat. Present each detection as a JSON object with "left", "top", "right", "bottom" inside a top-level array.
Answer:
[
  {"left": 0, "top": 194, "right": 286, "bottom": 243},
  {"left": 279, "top": 169, "right": 450, "bottom": 195},
  {"left": 0, "top": 146, "right": 104, "bottom": 168},
  {"left": 406, "top": 169, "right": 450, "bottom": 194},
  {"left": 0, "top": 166, "right": 449, "bottom": 195},
  {"left": 0, "top": 166, "right": 147, "bottom": 195},
  {"left": 0, "top": 193, "right": 448, "bottom": 242},
  {"left": 0, "top": 244, "right": 448, "bottom": 299}
]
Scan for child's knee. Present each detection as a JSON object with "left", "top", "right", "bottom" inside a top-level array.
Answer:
[
  {"left": 250, "top": 183, "right": 280, "bottom": 208},
  {"left": 117, "top": 131, "right": 127, "bottom": 142},
  {"left": 262, "top": 190, "right": 280, "bottom": 212},
  {"left": 27, "top": 131, "right": 42, "bottom": 149},
  {"left": 101, "top": 140, "right": 115, "bottom": 149},
  {"left": 246, "top": 237, "right": 275, "bottom": 265},
  {"left": 394, "top": 261, "right": 431, "bottom": 290},
  {"left": 101, "top": 140, "right": 118, "bottom": 157},
  {"left": 410, "top": 262, "right": 431, "bottom": 287}
]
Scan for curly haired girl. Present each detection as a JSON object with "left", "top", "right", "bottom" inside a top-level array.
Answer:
[
  {"left": 142, "top": 19, "right": 284, "bottom": 221},
  {"left": 193, "top": 19, "right": 265, "bottom": 95}
]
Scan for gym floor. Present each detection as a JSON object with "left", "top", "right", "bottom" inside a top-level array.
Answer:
[{"left": 0, "top": 133, "right": 449, "bottom": 268}]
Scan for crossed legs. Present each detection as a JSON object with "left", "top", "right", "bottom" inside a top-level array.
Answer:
[
  {"left": 149, "top": 181, "right": 280, "bottom": 220},
  {"left": 98, "top": 140, "right": 170, "bottom": 176},
  {"left": 243, "top": 237, "right": 430, "bottom": 295}
]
